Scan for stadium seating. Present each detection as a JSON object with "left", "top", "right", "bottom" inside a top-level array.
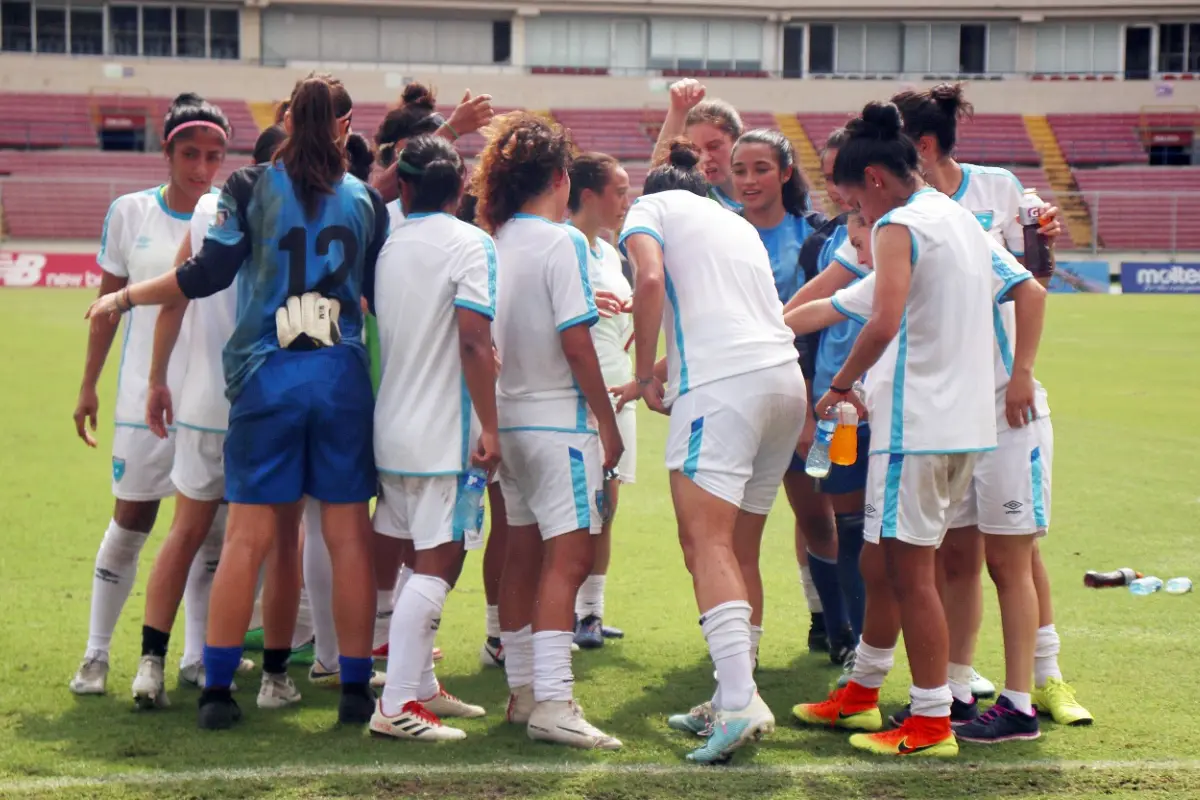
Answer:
[
  {"left": 1071, "top": 166, "right": 1200, "bottom": 250},
  {"left": 800, "top": 113, "right": 1040, "bottom": 165},
  {"left": 0, "top": 93, "right": 98, "bottom": 149}
]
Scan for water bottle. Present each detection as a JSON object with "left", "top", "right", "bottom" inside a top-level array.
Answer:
[
  {"left": 1165, "top": 577, "right": 1193, "bottom": 595},
  {"left": 1084, "top": 568, "right": 1141, "bottom": 588},
  {"left": 1128, "top": 576, "right": 1163, "bottom": 596},
  {"left": 454, "top": 466, "right": 489, "bottom": 537},
  {"left": 1018, "top": 188, "right": 1055, "bottom": 280},
  {"left": 829, "top": 403, "right": 859, "bottom": 466},
  {"left": 805, "top": 416, "right": 837, "bottom": 479}
]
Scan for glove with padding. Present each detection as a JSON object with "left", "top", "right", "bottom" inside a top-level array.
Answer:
[{"left": 276, "top": 292, "right": 342, "bottom": 350}]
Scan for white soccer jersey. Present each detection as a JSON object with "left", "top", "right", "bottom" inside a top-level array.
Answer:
[
  {"left": 951, "top": 163, "right": 1024, "bottom": 256},
  {"left": 494, "top": 215, "right": 599, "bottom": 432},
  {"left": 618, "top": 190, "right": 798, "bottom": 406},
  {"left": 587, "top": 237, "right": 634, "bottom": 387},
  {"left": 831, "top": 239, "right": 871, "bottom": 279},
  {"left": 386, "top": 199, "right": 405, "bottom": 231},
  {"left": 98, "top": 186, "right": 204, "bottom": 427},
  {"left": 176, "top": 192, "right": 237, "bottom": 433},
  {"left": 988, "top": 242, "right": 1051, "bottom": 431},
  {"left": 835, "top": 188, "right": 996, "bottom": 455},
  {"left": 374, "top": 211, "right": 497, "bottom": 475}
]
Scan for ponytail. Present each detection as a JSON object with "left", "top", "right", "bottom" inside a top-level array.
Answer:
[{"left": 274, "top": 74, "right": 351, "bottom": 218}]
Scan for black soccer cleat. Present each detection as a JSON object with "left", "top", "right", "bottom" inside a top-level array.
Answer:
[
  {"left": 338, "top": 682, "right": 376, "bottom": 725},
  {"left": 197, "top": 688, "right": 242, "bottom": 730}
]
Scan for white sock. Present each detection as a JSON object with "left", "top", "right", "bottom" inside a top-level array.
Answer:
[
  {"left": 532, "top": 630, "right": 575, "bottom": 702},
  {"left": 374, "top": 589, "right": 393, "bottom": 651},
  {"left": 485, "top": 604, "right": 501, "bottom": 639},
  {"left": 393, "top": 565, "right": 413, "bottom": 606},
  {"left": 181, "top": 506, "right": 226, "bottom": 668},
  {"left": 248, "top": 565, "right": 265, "bottom": 631},
  {"left": 500, "top": 624, "right": 533, "bottom": 690},
  {"left": 381, "top": 574, "right": 449, "bottom": 715},
  {"left": 1034, "top": 624, "right": 1062, "bottom": 687},
  {"left": 701, "top": 600, "right": 755, "bottom": 712},
  {"left": 86, "top": 520, "right": 147, "bottom": 659},
  {"left": 849, "top": 641, "right": 895, "bottom": 689},
  {"left": 948, "top": 662, "right": 974, "bottom": 705},
  {"left": 292, "top": 589, "right": 314, "bottom": 650},
  {"left": 910, "top": 684, "right": 953, "bottom": 718},
  {"left": 799, "top": 564, "right": 822, "bottom": 613},
  {"left": 750, "top": 625, "right": 764, "bottom": 664},
  {"left": 1001, "top": 688, "right": 1034, "bottom": 715},
  {"left": 301, "top": 498, "right": 337, "bottom": 663},
  {"left": 574, "top": 574, "right": 607, "bottom": 620}
]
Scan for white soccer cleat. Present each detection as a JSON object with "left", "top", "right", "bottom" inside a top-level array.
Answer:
[
  {"left": 480, "top": 638, "right": 504, "bottom": 669},
  {"left": 686, "top": 693, "right": 776, "bottom": 764},
  {"left": 527, "top": 699, "right": 622, "bottom": 750},
  {"left": 505, "top": 684, "right": 536, "bottom": 724},
  {"left": 970, "top": 668, "right": 997, "bottom": 699},
  {"left": 422, "top": 684, "right": 486, "bottom": 719},
  {"left": 309, "top": 661, "right": 387, "bottom": 688},
  {"left": 69, "top": 656, "right": 109, "bottom": 695},
  {"left": 257, "top": 671, "right": 302, "bottom": 709},
  {"left": 369, "top": 699, "right": 467, "bottom": 742},
  {"left": 236, "top": 657, "right": 256, "bottom": 674},
  {"left": 179, "top": 662, "right": 241, "bottom": 692},
  {"left": 131, "top": 655, "right": 170, "bottom": 710}
]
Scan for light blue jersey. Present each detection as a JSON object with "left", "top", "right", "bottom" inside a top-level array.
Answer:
[
  {"left": 755, "top": 212, "right": 818, "bottom": 304},
  {"left": 813, "top": 224, "right": 872, "bottom": 403}
]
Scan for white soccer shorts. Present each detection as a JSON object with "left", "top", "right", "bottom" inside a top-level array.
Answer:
[
  {"left": 498, "top": 430, "right": 603, "bottom": 539},
  {"left": 864, "top": 452, "right": 978, "bottom": 548},
  {"left": 170, "top": 426, "right": 226, "bottom": 503},
  {"left": 373, "top": 474, "right": 484, "bottom": 552},
  {"left": 111, "top": 425, "right": 176, "bottom": 502},
  {"left": 612, "top": 402, "right": 637, "bottom": 484},
  {"left": 949, "top": 416, "right": 1053, "bottom": 536},
  {"left": 664, "top": 362, "right": 807, "bottom": 515}
]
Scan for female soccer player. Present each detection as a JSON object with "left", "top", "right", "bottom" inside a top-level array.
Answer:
[
  {"left": 87, "top": 73, "right": 389, "bottom": 731},
  {"left": 891, "top": 83, "right": 1091, "bottom": 728},
  {"left": 652, "top": 79, "right": 743, "bottom": 211},
  {"left": 368, "top": 135, "right": 497, "bottom": 741},
  {"left": 70, "top": 93, "right": 231, "bottom": 696},
  {"left": 730, "top": 129, "right": 855, "bottom": 663},
  {"left": 618, "top": 140, "right": 807, "bottom": 764},
  {"left": 132, "top": 125, "right": 290, "bottom": 711},
  {"left": 474, "top": 112, "right": 624, "bottom": 750},
  {"left": 791, "top": 101, "right": 999, "bottom": 758},
  {"left": 567, "top": 152, "right": 634, "bottom": 649}
]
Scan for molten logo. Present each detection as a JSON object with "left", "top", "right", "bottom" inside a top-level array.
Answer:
[{"left": 1122, "top": 262, "right": 1200, "bottom": 294}]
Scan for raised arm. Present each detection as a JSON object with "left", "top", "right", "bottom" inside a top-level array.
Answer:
[{"left": 651, "top": 80, "right": 705, "bottom": 167}]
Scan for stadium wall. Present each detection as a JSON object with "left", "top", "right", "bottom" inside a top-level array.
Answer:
[{"left": 3, "top": 55, "right": 1200, "bottom": 112}]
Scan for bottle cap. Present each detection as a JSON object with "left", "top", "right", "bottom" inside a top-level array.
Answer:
[{"left": 838, "top": 402, "right": 858, "bottom": 426}]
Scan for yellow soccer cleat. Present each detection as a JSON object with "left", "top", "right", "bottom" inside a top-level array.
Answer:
[
  {"left": 848, "top": 716, "right": 959, "bottom": 758},
  {"left": 1033, "top": 677, "right": 1094, "bottom": 726}
]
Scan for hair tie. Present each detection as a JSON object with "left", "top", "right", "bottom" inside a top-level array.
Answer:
[
  {"left": 164, "top": 120, "right": 228, "bottom": 144},
  {"left": 396, "top": 157, "right": 424, "bottom": 177}
]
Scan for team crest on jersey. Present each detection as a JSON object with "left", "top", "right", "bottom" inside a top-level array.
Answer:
[
  {"left": 112, "top": 457, "right": 126, "bottom": 482},
  {"left": 134, "top": 235, "right": 152, "bottom": 250},
  {"left": 973, "top": 211, "right": 995, "bottom": 230}
]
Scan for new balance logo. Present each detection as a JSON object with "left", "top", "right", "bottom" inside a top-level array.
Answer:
[
  {"left": 94, "top": 568, "right": 120, "bottom": 584},
  {"left": 1003, "top": 500, "right": 1023, "bottom": 515}
]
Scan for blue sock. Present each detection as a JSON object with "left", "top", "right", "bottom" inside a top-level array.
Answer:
[
  {"left": 339, "top": 655, "right": 372, "bottom": 686},
  {"left": 806, "top": 550, "right": 847, "bottom": 641},
  {"left": 835, "top": 512, "right": 866, "bottom": 641},
  {"left": 202, "top": 645, "right": 244, "bottom": 690}
]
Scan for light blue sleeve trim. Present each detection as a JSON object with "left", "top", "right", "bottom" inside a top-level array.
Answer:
[
  {"left": 869, "top": 446, "right": 998, "bottom": 456},
  {"left": 454, "top": 298, "right": 495, "bottom": 320},
  {"left": 830, "top": 296, "right": 868, "bottom": 325},
  {"left": 833, "top": 254, "right": 869, "bottom": 279},
  {"left": 97, "top": 199, "right": 118, "bottom": 269},
  {"left": 1008, "top": 249, "right": 1025, "bottom": 258},
  {"left": 557, "top": 311, "right": 600, "bottom": 331},
  {"left": 996, "top": 272, "right": 1031, "bottom": 304},
  {"left": 377, "top": 468, "right": 462, "bottom": 478},
  {"left": 617, "top": 225, "right": 665, "bottom": 257},
  {"left": 950, "top": 164, "right": 973, "bottom": 202},
  {"left": 499, "top": 425, "right": 599, "bottom": 434}
]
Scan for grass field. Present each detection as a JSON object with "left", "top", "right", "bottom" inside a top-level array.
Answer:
[{"left": 1, "top": 290, "right": 1198, "bottom": 799}]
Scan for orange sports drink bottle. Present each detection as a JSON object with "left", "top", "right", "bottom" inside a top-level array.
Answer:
[{"left": 829, "top": 403, "right": 859, "bottom": 467}]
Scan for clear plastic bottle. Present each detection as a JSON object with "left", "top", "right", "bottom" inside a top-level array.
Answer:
[
  {"left": 805, "top": 417, "right": 837, "bottom": 479},
  {"left": 1165, "top": 577, "right": 1193, "bottom": 595},
  {"left": 454, "top": 466, "right": 489, "bottom": 536},
  {"left": 1129, "top": 576, "right": 1164, "bottom": 596}
]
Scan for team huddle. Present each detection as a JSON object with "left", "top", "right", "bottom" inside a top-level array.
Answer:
[{"left": 70, "top": 71, "right": 1093, "bottom": 763}]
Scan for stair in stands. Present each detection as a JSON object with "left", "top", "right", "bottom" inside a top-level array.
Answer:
[
  {"left": 1024, "top": 115, "right": 1096, "bottom": 249},
  {"left": 775, "top": 113, "right": 825, "bottom": 207},
  {"left": 248, "top": 101, "right": 278, "bottom": 133}
]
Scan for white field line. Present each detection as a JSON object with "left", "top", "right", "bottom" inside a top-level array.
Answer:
[{"left": 2, "top": 759, "right": 1199, "bottom": 795}]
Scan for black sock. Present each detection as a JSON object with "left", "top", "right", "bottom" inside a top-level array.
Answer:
[
  {"left": 263, "top": 647, "right": 290, "bottom": 675},
  {"left": 142, "top": 625, "right": 170, "bottom": 658}
]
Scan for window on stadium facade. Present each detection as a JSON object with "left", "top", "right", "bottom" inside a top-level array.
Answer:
[
  {"left": 648, "top": 18, "right": 763, "bottom": 73},
  {"left": 805, "top": 21, "right": 1013, "bottom": 78},
  {"left": 1157, "top": 23, "right": 1200, "bottom": 74},
  {"left": 0, "top": 0, "right": 238, "bottom": 58},
  {"left": 1033, "top": 22, "right": 1121, "bottom": 74}
]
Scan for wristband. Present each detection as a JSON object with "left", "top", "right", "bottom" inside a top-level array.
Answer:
[
  {"left": 829, "top": 384, "right": 853, "bottom": 396},
  {"left": 636, "top": 376, "right": 653, "bottom": 387},
  {"left": 442, "top": 121, "right": 460, "bottom": 141}
]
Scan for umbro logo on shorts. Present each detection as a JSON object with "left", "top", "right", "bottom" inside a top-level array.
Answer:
[
  {"left": 1003, "top": 500, "right": 1023, "bottom": 514},
  {"left": 864, "top": 504, "right": 877, "bottom": 515}
]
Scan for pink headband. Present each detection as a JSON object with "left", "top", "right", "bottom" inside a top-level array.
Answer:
[{"left": 165, "top": 120, "right": 229, "bottom": 143}]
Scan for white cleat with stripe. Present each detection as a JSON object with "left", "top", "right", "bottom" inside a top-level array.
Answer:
[{"left": 369, "top": 700, "right": 467, "bottom": 742}]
